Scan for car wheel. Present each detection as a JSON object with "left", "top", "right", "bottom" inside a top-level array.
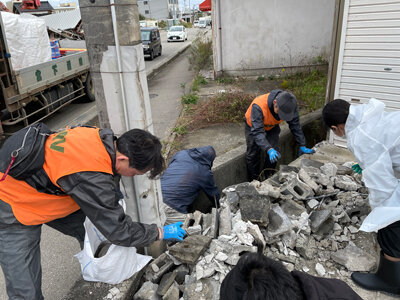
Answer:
[
  {"left": 158, "top": 46, "right": 162, "bottom": 56},
  {"left": 149, "top": 50, "right": 154, "bottom": 60}
]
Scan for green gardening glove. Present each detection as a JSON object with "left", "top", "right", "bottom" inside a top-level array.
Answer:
[{"left": 352, "top": 163, "right": 362, "bottom": 174}]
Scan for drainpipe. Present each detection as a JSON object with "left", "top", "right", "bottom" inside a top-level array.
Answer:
[{"left": 216, "top": 0, "right": 223, "bottom": 75}]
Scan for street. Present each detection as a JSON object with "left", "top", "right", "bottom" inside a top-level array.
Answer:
[{"left": 0, "top": 27, "right": 208, "bottom": 299}]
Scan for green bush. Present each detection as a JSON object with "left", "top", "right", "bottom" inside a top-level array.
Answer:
[
  {"left": 181, "top": 93, "right": 198, "bottom": 105},
  {"left": 256, "top": 76, "right": 265, "bottom": 82},
  {"left": 158, "top": 20, "right": 167, "bottom": 28},
  {"left": 216, "top": 76, "right": 235, "bottom": 84},
  {"left": 180, "top": 21, "right": 193, "bottom": 28},
  {"left": 191, "top": 75, "right": 208, "bottom": 92},
  {"left": 173, "top": 125, "right": 187, "bottom": 135},
  {"left": 139, "top": 14, "right": 145, "bottom": 21},
  {"left": 188, "top": 37, "right": 213, "bottom": 72}
]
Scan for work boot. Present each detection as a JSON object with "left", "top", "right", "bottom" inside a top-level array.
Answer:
[{"left": 351, "top": 252, "right": 400, "bottom": 296}]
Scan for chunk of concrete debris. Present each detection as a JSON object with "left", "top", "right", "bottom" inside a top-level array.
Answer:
[
  {"left": 246, "top": 221, "right": 266, "bottom": 251},
  {"left": 169, "top": 235, "right": 212, "bottom": 264},
  {"left": 307, "top": 199, "right": 319, "bottom": 209},
  {"left": 174, "top": 264, "right": 190, "bottom": 285},
  {"left": 310, "top": 210, "right": 331, "bottom": 233},
  {"left": 320, "top": 163, "right": 338, "bottom": 178},
  {"left": 187, "top": 225, "right": 202, "bottom": 236},
  {"left": 157, "top": 271, "right": 177, "bottom": 297},
  {"left": 267, "top": 204, "right": 293, "bottom": 238},
  {"left": 315, "top": 263, "right": 326, "bottom": 276},
  {"left": 257, "top": 181, "right": 281, "bottom": 199},
  {"left": 183, "top": 278, "right": 220, "bottom": 300},
  {"left": 215, "top": 252, "right": 228, "bottom": 262},
  {"left": 133, "top": 281, "right": 159, "bottom": 300},
  {"left": 238, "top": 185, "right": 271, "bottom": 225},
  {"left": 331, "top": 244, "right": 376, "bottom": 272},
  {"left": 202, "top": 208, "right": 218, "bottom": 238},
  {"left": 219, "top": 206, "right": 232, "bottom": 236},
  {"left": 334, "top": 175, "right": 358, "bottom": 191},
  {"left": 145, "top": 253, "right": 175, "bottom": 283},
  {"left": 280, "top": 176, "right": 314, "bottom": 200},
  {"left": 163, "top": 281, "right": 179, "bottom": 300},
  {"left": 295, "top": 235, "right": 317, "bottom": 260},
  {"left": 281, "top": 199, "right": 307, "bottom": 218},
  {"left": 298, "top": 168, "right": 320, "bottom": 192},
  {"left": 301, "top": 159, "right": 324, "bottom": 169},
  {"left": 232, "top": 220, "right": 254, "bottom": 246}
]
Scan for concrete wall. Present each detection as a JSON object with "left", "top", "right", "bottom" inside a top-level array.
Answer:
[
  {"left": 138, "top": 0, "right": 169, "bottom": 20},
  {"left": 212, "top": 0, "right": 335, "bottom": 76}
]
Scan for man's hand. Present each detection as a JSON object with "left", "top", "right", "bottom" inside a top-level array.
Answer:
[
  {"left": 267, "top": 148, "right": 281, "bottom": 163},
  {"left": 299, "top": 146, "right": 315, "bottom": 156},
  {"left": 352, "top": 163, "right": 362, "bottom": 174},
  {"left": 162, "top": 221, "right": 186, "bottom": 242}
]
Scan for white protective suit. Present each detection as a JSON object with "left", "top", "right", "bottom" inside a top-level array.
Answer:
[{"left": 345, "top": 98, "right": 400, "bottom": 232}]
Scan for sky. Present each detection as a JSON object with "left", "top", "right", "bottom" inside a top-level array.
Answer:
[{"left": 1, "top": 0, "right": 205, "bottom": 10}]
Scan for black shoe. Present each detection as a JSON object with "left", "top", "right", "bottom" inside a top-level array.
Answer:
[{"left": 351, "top": 252, "right": 400, "bottom": 296}]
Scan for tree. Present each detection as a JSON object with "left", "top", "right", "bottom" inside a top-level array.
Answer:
[{"left": 139, "top": 14, "right": 146, "bottom": 21}]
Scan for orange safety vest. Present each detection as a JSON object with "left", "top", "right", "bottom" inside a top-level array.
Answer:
[
  {"left": 245, "top": 93, "right": 283, "bottom": 131},
  {"left": 0, "top": 127, "right": 113, "bottom": 225}
]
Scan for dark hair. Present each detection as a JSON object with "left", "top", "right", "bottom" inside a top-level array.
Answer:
[
  {"left": 220, "top": 252, "right": 303, "bottom": 300},
  {"left": 116, "top": 129, "right": 165, "bottom": 179},
  {"left": 322, "top": 99, "right": 350, "bottom": 127}
]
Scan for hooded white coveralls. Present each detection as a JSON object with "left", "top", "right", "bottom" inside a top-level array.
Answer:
[{"left": 345, "top": 98, "right": 400, "bottom": 232}]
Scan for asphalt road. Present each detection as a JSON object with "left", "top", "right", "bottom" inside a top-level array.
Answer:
[{"left": 0, "top": 27, "right": 208, "bottom": 299}]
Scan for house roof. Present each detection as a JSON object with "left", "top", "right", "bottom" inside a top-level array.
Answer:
[
  {"left": 40, "top": 9, "right": 81, "bottom": 31},
  {"left": 14, "top": 1, "right": 54, "bottom": 14}
]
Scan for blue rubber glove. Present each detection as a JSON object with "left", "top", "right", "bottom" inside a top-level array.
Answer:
[
  {"left": 267, "top": 148, "right": 281, "bottom": 163},
  {"left": 162, "top": 221, "right": 186, "bottom": 242},
  {"left": 299, "top": 146, "right": 315, "bottom": 156},
  {"left": 352, "top": 163, "right": 362, "bottom": 174}
]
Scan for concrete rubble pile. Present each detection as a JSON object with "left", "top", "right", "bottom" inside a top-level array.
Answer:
[{"left": 133, "top": 158, "right": 377, "bottom": 300}]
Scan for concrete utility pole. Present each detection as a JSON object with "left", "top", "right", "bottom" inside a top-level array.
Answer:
[{"left": 79, "top": 0, "right": 164, "bottom": 254}]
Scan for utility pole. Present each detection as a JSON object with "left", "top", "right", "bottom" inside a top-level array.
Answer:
[
  {"left": 173, "top": 0, "right": 176, "bottom": 23},
  {"left": 78, "top": 0, "right": 164, "bottom": 255}
]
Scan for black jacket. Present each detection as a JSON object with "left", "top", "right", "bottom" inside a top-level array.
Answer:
[
  {"left": 249, "top": 89, "right": 306, "bottom": 151},
  {"left": 0, "top": 128, "right": 159, "bottom": 248}
]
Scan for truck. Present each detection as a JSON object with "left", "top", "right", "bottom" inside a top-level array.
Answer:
[
  {"left": 0, "top": 12, "right": 93, "bottom": 128},
  {"left": 198, "top": 16, "right": 211, "bottom": 28}
]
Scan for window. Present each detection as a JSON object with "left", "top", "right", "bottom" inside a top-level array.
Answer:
[
  {"left": 145, "top": 10, "right": 149, "bottom": 14},
  {"left": 144, "top": 1, "right": 148, "bottom": 4}
]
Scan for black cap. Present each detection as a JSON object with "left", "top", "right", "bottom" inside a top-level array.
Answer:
[{"left": 276, "top": 91, "right": 297, "bottom": 121}]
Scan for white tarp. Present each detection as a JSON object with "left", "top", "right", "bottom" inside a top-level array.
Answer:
[{"left": 1, "top": 12, "right": 52, "bottom": 70}]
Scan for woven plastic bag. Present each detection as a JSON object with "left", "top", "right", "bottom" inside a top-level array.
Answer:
[{"left": 75, "top": 200, "right": 152, "bottom": 284}]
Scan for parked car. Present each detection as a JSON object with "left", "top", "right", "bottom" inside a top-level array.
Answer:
[
  {"left": 198, "top": 18, "right": 207, "bottom": 28},
  {"left": 193, "top": 20, "right": 199, "bottom": 27},
  {"left": 141, "top": 27, "right": 162, "bottom": 60},
  {"left": 167, "top": 26, "right": 188, "bottom": 42}
]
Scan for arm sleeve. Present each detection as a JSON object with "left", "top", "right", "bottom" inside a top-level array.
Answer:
[
  {"left": 58, "top": 172, "right": 159, "bottom": 248},
  {"left": 250, "top": 104, "right": 271, "bottom": 151},
  {"left": 287, "top": 108, "right": 306, "bottom": 146}
]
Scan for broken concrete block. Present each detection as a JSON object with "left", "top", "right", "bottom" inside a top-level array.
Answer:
[
  {"left": 301, "top": 159, "right": 324, "bottom": 169},
  {"left": 281, "top": 199, "right": 307, "bottom": 218},
  {"left": 331, "top": 244, "right": 376, "bottom": 272},
  {"left": 232, "top": 220, "right": 254, "bottom": 246},
  {"left": 315, "top": 263, "right": 326, "bottom": 276},
  {"left": 336, "top": 164, "right": 353, "bottom": 176},
  {"left": 187, "top": 225, "right": 202, "bottom": 236},
  {"left": 307, "top": 199, "right": 319, "bottom": 209},
  {"left": 295, "top": 235, "right": 317, "bottom": 260},
  {"left": 183, "top": 278, "right": 220, "bottom": 300},
  {"left": 145, "top": 253, "right": 175, "bottom": 283},
  {"left": 257, "top": 181, "right": 281, "bottom": 198},
  {"left": 280, "top": 177, "right": 314, "bottom": 200},
  {"left": 193, "top": 211, "right": 203, "bottom": 226},
  {"left": 298, "top": 168, "right": 320, "bottom": 192},
  {"left": 278, "top": 165, "right": 300, "bottom": 182},
  {"left": 215, "top": 252, "right": 228, "bottom": 262},
  {"left": 225, "top": 253, "right": 240, "bottom": 266},
  {"left": 133, "top": 281, "right": 159, "bottom": 300},
  {"left": 238, "top": 185, "right": 271, "bottom": 226},
  {"left": 219, "top": 206, "right": 232, "bottom": 236},
  {"left": 310, "top": 210, "right": 331, "bottom": 233},
  {"left": 183, "top": 213, "right": 194, "bottom": 229},
  {"left": 267, "top": 204, "right": 293, "bottom": 238},
  {"left": 173, "top": 265, "right": 189, "bottom": 285},
  {"left": 202, "top": 208, "right": 218, "bottom": 238},
  {"left": 168, "top": 235, "right": 212, "bottom": 264},
  {"left": 320, "top": 163, "right": 338, "bottom": 178},
  {"left": 282, "top": 230, "right": 297, "bottom": 249},
  {"left": 162, "top": 281, "right": 179, "bottom": 300},
  {"left": 247, "top": 221, "right": 266, "bottom": 251},
  {"left": 157, "top": 272, "right": 177, "bottom": 297},
  {"left": 334, "top": 175, "right": 358, "bottom": 191}
]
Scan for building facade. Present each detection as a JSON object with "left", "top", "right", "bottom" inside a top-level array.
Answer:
[{"left": 138, "top": 0, "right": 178, "bottom": 20}]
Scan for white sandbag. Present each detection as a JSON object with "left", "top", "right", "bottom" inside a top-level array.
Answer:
[
  {"left": 75, "top": 200, "right": 152, "bottom": 284},
  {"left": 1, "top": 12, "right": 51, "bottom": 70}
]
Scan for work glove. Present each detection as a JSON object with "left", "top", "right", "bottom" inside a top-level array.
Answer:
[
  {"left": 162, "top": 221, "right": 186, "bottom": 242},
  {"left": 299, "top": 146, "right": 315, "bottom": 156},
  {"left": 267, "top": 148, "right": 281, "bottom": 163},
  {"left": 352, "top": 163, "right": 362, "bottom": 174}
]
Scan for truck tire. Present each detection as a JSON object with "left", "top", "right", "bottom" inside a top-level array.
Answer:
[
  {"left": 149, "top": 50, "right": 154, "bottom": 61},
  {"left": 84, "top": 73, "right": 96, "bottom": 102}
]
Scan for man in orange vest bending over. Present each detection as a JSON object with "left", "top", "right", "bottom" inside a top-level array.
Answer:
[
  {"left": 245, "top": 90, "right": 315, "bottom": 181},
  {"left": 0, "top": 126, "right": 186, "bottom": 300}
]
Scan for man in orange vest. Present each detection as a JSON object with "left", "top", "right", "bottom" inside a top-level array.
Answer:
[
  {"left": 0, "top": 126, "right": 186, "bottom": 300},
  {"left": 244, "top": 90, "right": 315, "bottom": 181}
]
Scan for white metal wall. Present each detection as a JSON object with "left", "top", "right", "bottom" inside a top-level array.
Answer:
[{"left": 332, "top": 0, "right": 400, "bottom": 146}]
